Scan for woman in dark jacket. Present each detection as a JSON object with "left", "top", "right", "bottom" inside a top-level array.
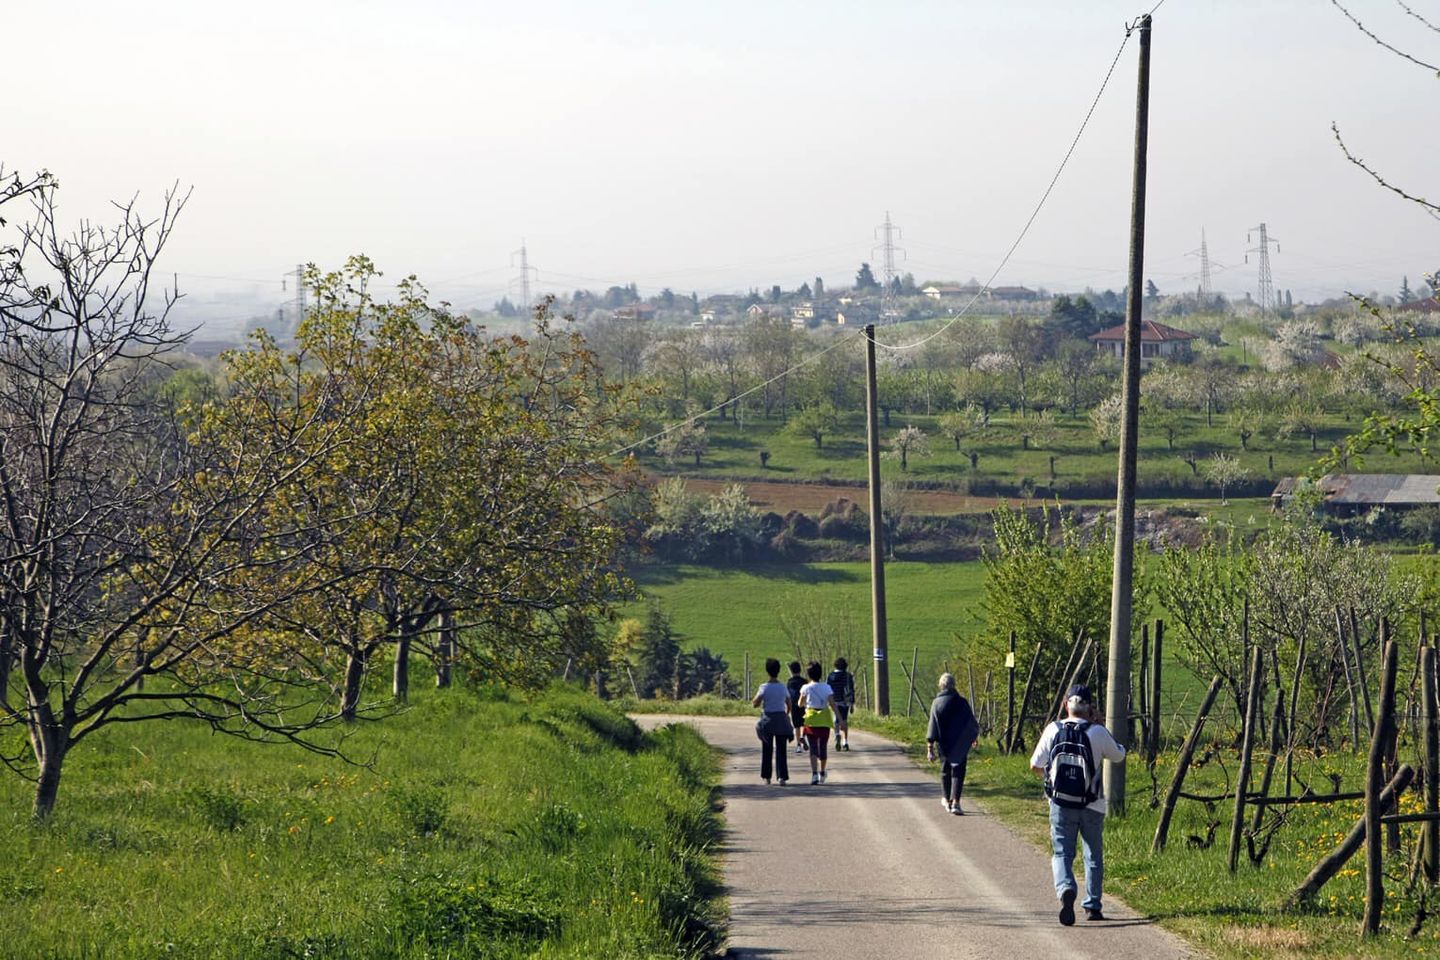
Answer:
[
  {"left": 926, "top": 672, "right": 980, "bottom": 814},
  {"left": 752, "top": 658, "right": 792, "bottom": 785}
]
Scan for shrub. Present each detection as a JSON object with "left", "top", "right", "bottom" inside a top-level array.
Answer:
[
  {"left": 391, "top": 785, "right": 447, "bottom": 836},
  {"left": 183, "top": 784, "right": 246, "bottom": 832}
]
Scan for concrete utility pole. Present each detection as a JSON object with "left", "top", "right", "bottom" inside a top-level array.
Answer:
[
  {"left": 864, "top": 324, "right": 890, "bottom": 715},
  {"left": 1104, "top": 12, "right": 1152, "bottom": 818}
]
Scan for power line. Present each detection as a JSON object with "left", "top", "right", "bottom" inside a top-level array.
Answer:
[{"left": 869, "top": 18, "right": 1138, "bottom": 353}]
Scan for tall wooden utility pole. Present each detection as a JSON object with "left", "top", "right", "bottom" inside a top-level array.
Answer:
[
  {"left": 1104, "top": 13, "right": 1152, "bottom": 817},
  {"left": 864, "top": 324, "right": 890, "bottom": 715}
]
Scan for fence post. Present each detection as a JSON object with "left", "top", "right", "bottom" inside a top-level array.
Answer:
[
  {"left": 1150, "top": 619, "right": 1164, "bottom": 759},
  {"left": 1153, "top": 675, "right": 1223, "bottom": 853},
  {"left": 1005, "top": 630, "right": 1018, "bottom": 754},
  {"left": 1362, "top": 638, "right": 1399, "bottom": 936},
  {"left": 1285, "top": 632, "right": 1307, "bottom": 796},
  {"left": 906, "top": 648, "right": 919, "bottom": 718},
  {"left": 1011, "top": 641, "right": 1044, "bottom": 754},
  {"left": 1422, "top": 643, "right": 1438, "bottom": 885},
  {"left": 1138, "top": 623, "right": 1151, "bottom": 756},
  {"left": 1228, "top": 646, "right": 1265, "bottom": 873}
]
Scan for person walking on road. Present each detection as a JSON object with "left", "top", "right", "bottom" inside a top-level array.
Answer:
[
  {"left": 925, "top": 672, "right": 979, "bottom": 815},
  {"left": 798, "top": 661, "right": 835, "bottom": 785},
  {"left": 826, "top": 657, "right": 856, "bottom": 751},
  {"left": 786, "top": 661, "right": 808, "bottom": 755},
  {"left": 751, "top": 658, "right": 792, "bottom": 786},
  {"left": 1029, "top": 684, "right": 1127, "bottom": 926}
]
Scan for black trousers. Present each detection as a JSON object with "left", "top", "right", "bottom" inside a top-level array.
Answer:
[
  {"left": 942, "top": 757, "right": 968, "bottom": 802},
  {"left": 760, "top": 733, "right": 790, "bottom": 781}
]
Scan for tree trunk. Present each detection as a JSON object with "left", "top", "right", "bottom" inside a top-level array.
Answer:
[
  {"left": 393, "top": 633, "right": 411, "bottom": 702},
  {"left": 30, "top": 704, "right": 69, "bottom": 820},
  {"left": 435, "top": 610, "right": 454, "bottom": 689},
  {"left": 341, "top": 649, "right": 368, "bottom": 721}
]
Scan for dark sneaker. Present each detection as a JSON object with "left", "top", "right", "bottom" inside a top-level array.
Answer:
[
  {"left": 1085, "top": 908, "right": 1106, "bottom": 921},
  {"left": 1059, "top": 888, "right": 1076, "bottom": 926}
]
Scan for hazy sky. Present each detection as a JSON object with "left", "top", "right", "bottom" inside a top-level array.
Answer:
[{"left": 7, "top": 0, "right": 1437, "bottom": 321}]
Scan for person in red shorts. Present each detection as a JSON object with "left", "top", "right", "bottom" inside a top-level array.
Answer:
[{"left": 798, "top": 661, "right": 836, "bottom": 785}]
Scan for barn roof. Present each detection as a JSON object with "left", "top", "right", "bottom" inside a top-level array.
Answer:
[{"left": 1273, "top": 473, "right": 1440, "bottom": 506}]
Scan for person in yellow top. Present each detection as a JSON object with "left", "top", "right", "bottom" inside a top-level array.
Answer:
[{"left": 797, "top": 661, "right": 835, "bottom": 786}]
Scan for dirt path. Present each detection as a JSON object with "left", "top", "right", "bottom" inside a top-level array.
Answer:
[{"left": 636, "top": 715, "right": 1195, "bottom": 960}]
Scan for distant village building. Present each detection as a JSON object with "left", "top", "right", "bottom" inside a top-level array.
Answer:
[
  {"left": 1088, "top": 319, "right": 1197, "bottom": 367},
  {"left": 612, "top": 303, "right": 656, "bottom": 321},
  {"left": 791, "top": 301, "right": 816, "bottom": 321}
]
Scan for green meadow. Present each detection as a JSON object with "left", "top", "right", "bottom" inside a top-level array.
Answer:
[{"left": 0, "top": 687, "right": 721, "bottom": 960}]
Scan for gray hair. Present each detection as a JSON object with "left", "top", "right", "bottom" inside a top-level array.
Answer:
[{"left": 937, "top": 672, "right": 957, "bottom": 692}]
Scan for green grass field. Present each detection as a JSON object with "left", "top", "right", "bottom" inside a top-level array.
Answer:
[
  {"left": 0, "top": 686, "right": 721, "bottom": 960},
  {"left": 632, "top": 561, "right": 988, "bottom": 705},
  {"left": 644, "top": 407, "right": 1425, "bottom": 496}
]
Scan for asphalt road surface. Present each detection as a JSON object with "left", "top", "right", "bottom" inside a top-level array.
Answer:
[{"left": 636, "top": 715, "right": 1194, "bottom": 960}]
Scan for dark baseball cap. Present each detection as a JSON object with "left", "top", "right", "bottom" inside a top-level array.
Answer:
[{"left": 1066, "top": 684, "right": 1093, "bottom": 704}]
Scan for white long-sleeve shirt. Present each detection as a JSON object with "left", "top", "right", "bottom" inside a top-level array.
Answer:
[{"left": 1029, "top": 718, "right": 1127, "bottom": 814}]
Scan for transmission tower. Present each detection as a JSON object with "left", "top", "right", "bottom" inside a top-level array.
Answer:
[
  {"left": 1246, "top": 223, "right": 1280, "bottom": 317},
  {"left": 510, "top": 239, "right": 538, "bottom": 320},
  {"left": 279, "top": 264, "right": 305, "bottom": 336},
  {"left": 873, "top": 212, "right": 906, "bottom": 323}
]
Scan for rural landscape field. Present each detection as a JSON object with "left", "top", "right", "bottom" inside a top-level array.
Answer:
[{"left": 5, "top": 1, "right": 1440, "bottom": 958}]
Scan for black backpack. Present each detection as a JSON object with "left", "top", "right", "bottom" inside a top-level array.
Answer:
[
  {"left": 827, "top": 670, "right": 854, "bottom": 704},
  {"left": 1044, "top": 720, "right": 1098, "bottom": 809}
]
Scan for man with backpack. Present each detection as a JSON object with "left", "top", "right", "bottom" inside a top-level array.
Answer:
[
  {"left": 826, "top": 657, "right": 856, "bottom": 751},
  {"left": 1029, "top": 684, "right": 1126, "bottom": 926}
]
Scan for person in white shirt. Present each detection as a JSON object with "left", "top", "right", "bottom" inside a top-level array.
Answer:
[
  {"left": 1029, "top": 684, "right": 1126, "bottom": 926},
  {"left": 798, "top": 661, "right": 835, "bottom": 786}
]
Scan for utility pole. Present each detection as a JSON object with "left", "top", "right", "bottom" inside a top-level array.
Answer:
[
  {"left": 1105, "top": 12, "right": 1152, "bottom": 818},
  {"left": 1246, "top": 223, "right": 1279, "bottom": 317},
  {"left": 863, "top": 324, "right": 890, "bottom": 715},
  {"left": 873, "top": 212, "right": 905, "bottom": 324}
]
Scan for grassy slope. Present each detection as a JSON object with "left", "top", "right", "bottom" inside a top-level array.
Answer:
[{"left": 0, "top": 686, "right": 721, "bottom": 960}]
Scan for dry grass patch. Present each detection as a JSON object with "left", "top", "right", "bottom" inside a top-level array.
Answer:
[{"left": 1221, "top": 924, "right": 1313, "bottom": 953}]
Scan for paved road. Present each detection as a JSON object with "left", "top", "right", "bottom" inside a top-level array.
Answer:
[{"left": 637, "top": 716, "right": 1194, "bottom": 960}]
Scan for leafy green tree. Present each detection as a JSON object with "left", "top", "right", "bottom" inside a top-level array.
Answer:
[
  {"left": 787, "top": 402, "right": 840, "bottom": 449},
  {"left": 1154, "top": 539, "right": 1254, "bottom": 719},
  {"left": 937, "top": 403, "right": 989, "bottom": 452},
  {"left": 635, "top": 605, "right": 682, "bottom": 699},
  {"left": 856, "top": 262, "right": 879, "bottom": 289}
]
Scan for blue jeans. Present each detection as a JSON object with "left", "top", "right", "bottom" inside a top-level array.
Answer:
[{"left": 1049, "top": 804, "right": 1105, "bottom": 911}]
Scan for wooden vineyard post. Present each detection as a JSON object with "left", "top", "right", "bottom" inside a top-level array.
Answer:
[
  {"left": 1052, "top": 630, "right": 1086, "bottom": 721},
  {"left": 1286, "top": 764, "right": 1414, "bottom": 909},
  {"left": 1228, "top": 647, "right": 1265, "bottom": 873},
  {"left": 1362, "top": 638, "right": 1399, "bottom": 936},
  {"left": 1336, "top": 608, "right": 1360, "bottom": 744},
  {"left": 1251, "top": 651, "right": 1288, "bottom": 837},
  {"left": 1150, "top": 619, "right": 1164, "bottom": 758},
  {"left": 906, "top": 647, "right": 919, "bottom": 718},
  {"left": 1153, "top": 674, "right": 1223, "bottom": 853},
  {"left": 967, "top": 663, "right": 977, "bottom": 725},
  {"left": 1422, "top": 642, "right": 1438, "bottom": 885},
  {"left": 1005, "top": 630, "right": 1017, "bottom": 754},
  {"left": 1138, "top": 623, "right": 1151, "bottom": 757},
  {"left": 1285, "top": 632, "right": 1307, "bottom": 796},
  {"left": 1352, "top": 607, "right": 1375, "bottom": 733},
  {"left": 743, "top": 652, "right": 751, "bottom": 700},
  {"left": 1011, "top": 641, "right": 1044, "bottom": 754}
]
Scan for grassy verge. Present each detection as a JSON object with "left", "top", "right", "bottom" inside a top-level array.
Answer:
[
  {"left": 0, "top": 685, "right": 723, "bottom": 960},
  {"left": 849, "top": 709, "right": 1440, "bottom": 959}
]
